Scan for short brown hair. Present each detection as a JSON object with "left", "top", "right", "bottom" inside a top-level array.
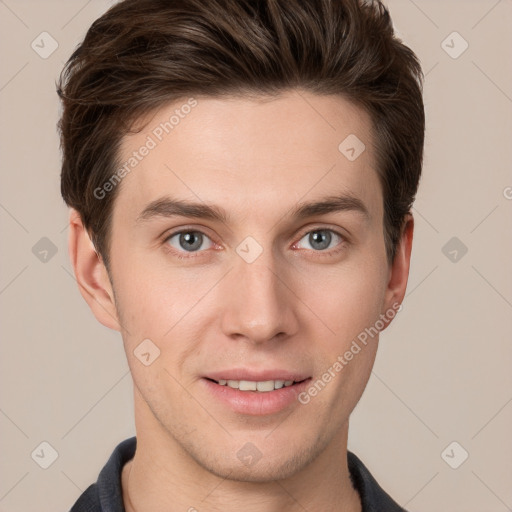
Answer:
[{"left": 57, "top": 0, "right": 424, "bottom": 270}]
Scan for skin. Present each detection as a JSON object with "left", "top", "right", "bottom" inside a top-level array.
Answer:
[{"left": 69, "top": 90, "right": 413, "bottom": 512}]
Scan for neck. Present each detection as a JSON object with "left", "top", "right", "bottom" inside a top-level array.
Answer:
[{"left": 122, "top": 390, "right": 361, "bottom": 512}]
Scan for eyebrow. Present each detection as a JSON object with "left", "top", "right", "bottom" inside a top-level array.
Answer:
[
  {"left": 135, "top": 194, "right": 370, "bottom": 225},
  {"left": 292, "top": 195, "right": 369, "bottom": 221}
]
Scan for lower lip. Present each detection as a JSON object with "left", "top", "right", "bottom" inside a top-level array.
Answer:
[{"left": 201, "top": 378, "right": 311, "bottom": 416}]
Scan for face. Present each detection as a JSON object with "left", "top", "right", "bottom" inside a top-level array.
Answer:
[{"left": 87, "top": 91, "right": 408, "bottom": 482}]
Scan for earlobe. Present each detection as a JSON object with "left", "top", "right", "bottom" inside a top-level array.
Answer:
[
  {"left": 383, "top": 214, "right": 414, "bottom": 316},
  {"left": 68, "top": 208, "right": 121, "bottom": 331}
]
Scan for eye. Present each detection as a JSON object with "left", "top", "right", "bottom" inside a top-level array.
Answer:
[
  {"left": 295, "top": 229, "right": 344, "bottom": 251},
  {"left": 165, "top": 230, "right": 214, "bottom": 253}
]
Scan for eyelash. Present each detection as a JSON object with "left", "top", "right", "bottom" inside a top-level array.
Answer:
[{"left": 162, "top": 226, "right": 348, "bottom": 260}]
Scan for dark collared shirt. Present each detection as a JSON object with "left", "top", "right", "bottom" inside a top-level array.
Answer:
[{"left": 69, "top": 437, "right": 408, "bottom": 512}]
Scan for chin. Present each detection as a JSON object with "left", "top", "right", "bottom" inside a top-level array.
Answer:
[
  {"left": 184, "top": 431, "right": 331, "bottom": 483},
  {"left": 197, "top": 455, "right": 306, "bottom": 483}
]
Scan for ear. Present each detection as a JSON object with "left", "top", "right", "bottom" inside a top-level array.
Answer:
[
  {"left": 382, "top": 213, "right": 414, "bottom": 319},
  {"left": 68, "top": 208, "right": 121, "bottom": 331}
]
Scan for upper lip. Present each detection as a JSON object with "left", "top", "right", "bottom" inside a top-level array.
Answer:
[{"left": 204, "top": 369, "right": 311, "bottom": 382}]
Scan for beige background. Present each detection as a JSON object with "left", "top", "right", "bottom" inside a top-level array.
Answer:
[{"left": 0, "top": 1, "right": 511, "bottom": 511}]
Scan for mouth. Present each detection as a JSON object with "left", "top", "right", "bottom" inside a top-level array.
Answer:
[
  {"left": 201, "top": 371, "right": 311, "bottom": 416},
  {"left": 206, "top": 378, "right": 308, "bottom": 392}
]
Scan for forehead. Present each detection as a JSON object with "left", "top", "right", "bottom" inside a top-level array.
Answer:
[{"left": 115, "top": 90, "right": 381, "bottom": 227}]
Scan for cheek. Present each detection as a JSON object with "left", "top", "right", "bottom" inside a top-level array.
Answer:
[
  {"left": 297, "top": 260, "right": 387, "bottom": 346},
  {"left": 298, "top": 264, "right": 385, "bottom": 415},
  {"left": 111, "top": 257, "right": 221, "bottom": 361},
  {"left": 114, "top": 279, "right": 172, "bottom": 339}
]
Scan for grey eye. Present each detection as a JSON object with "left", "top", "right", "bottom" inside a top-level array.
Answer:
[
  {"left": 167, "top": 231, "right": 213, "bottom": 252},
  {"left": 297, "top": 230, "right": 342, "bottom": 251}
]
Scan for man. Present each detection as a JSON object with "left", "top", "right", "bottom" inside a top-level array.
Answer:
[{"left": 58, "top": 0, "right": 424, "bottom": 510}]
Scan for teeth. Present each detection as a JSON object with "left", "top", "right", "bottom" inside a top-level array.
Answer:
[
  {"left": 239, "top": 380, "right": 257, "bottom": 391},
  {"left": 217, "top": 379, "right": 297, "bottom": 391},
  {"left": 256, "top": 381, "right": 274, "bottom": 392}
]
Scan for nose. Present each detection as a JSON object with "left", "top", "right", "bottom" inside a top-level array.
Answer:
[{"left": 219, "top": 249, "right": 299, "bottom": 345}]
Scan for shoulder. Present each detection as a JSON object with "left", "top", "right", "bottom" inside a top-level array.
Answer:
[
  {"left": 69, "top": 437, "right": 137, "bottom": 512},
  {"left": 69, "top": 483, "right": 100, "bottom": 512},
  {"left": 347, "top": 451, "right": 409, "bottom": 512}
]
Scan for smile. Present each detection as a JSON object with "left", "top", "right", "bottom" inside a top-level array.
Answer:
[
  {"left": 202, "top": 374, "right": 311, "bottom": 415},
  {"left": 210, "top": 379, "right": 304, "bottom": 392}
]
